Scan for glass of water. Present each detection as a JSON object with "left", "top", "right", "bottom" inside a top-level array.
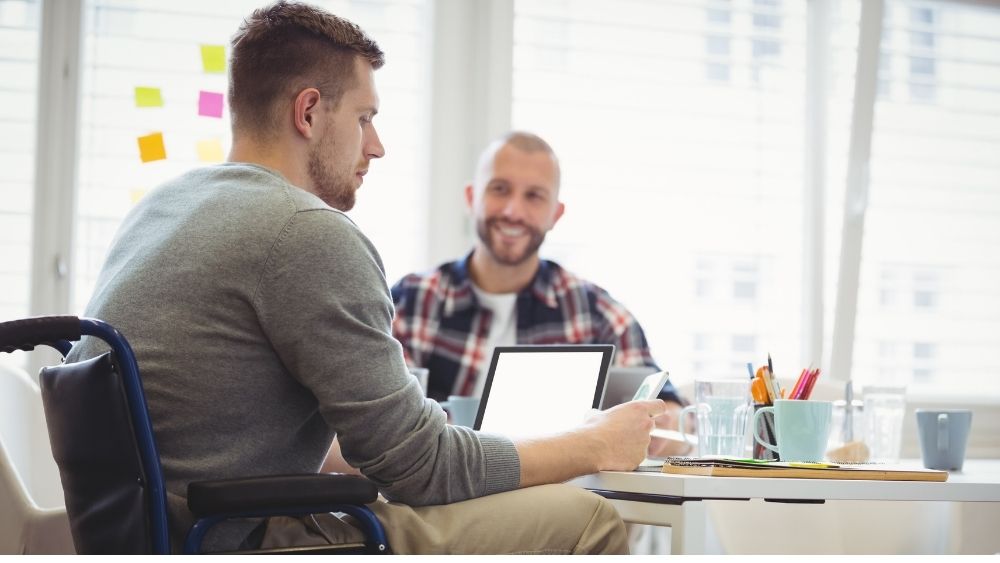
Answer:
[
  {"left": 862, "top": 385, "right": 906, "bottom": 463},
  {"left": 678, "top": 379, "right": 752, "bottom": 457}
]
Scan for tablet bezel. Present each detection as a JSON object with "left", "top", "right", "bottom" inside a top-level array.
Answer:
[{"left": 473, "top": 344, "right": 615, "bottom": 432}]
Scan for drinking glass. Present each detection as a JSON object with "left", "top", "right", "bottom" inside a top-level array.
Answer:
[
  {"left": 678, "top": 379, "right": 752, "bottom": 457},
  {"left": 862, "top": 385, "right": 906, "bottom": 463}
]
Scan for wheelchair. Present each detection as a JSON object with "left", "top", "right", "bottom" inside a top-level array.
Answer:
[{"left": 0, "top": 315, "right": 389, "bottom": 554}]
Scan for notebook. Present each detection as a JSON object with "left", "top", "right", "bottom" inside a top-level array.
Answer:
[
  {"left": 656, "top": 456, "right": 948, "bottom": 481},
  {"left": 474, "top": 345, "right": 614, "bottom": 437}
]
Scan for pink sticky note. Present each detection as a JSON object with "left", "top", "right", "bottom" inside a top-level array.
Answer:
[{"left": 198, "top": 91, "right": 224, "bottom": 118}]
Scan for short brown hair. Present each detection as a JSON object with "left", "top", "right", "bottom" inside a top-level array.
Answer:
[{"left": 229, "top": 1, "right": 384, "bottom": 138}]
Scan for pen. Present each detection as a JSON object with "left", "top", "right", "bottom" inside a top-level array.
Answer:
[
  {"left": 766, "top": 354, "right": 782, "bottom": 401},
  {"left": 763, "top": 367, "right": 779, "bottom": 404},
  {"left": 787, "top": 462, "right": 839, "bottom": 469}
]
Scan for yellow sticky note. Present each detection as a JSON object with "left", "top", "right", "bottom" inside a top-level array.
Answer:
[
  {"left": 134, "top": 86, "right": 163, "bottom": 108},
  {"left": 196, "top": 138, "right": 224, "bottom": 162},
  {"left": 137, "top": 132, "right": 167, "bottom": 163},
  {"left": 200, "top": 44, "right": 226, "bottom": 73},
  {"left": 129, "top": 188, "right": 147, "bottom": 204}
]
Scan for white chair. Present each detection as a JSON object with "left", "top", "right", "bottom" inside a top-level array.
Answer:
[{"left": 0, "top": 362, "right": 74, "bottom": 554}]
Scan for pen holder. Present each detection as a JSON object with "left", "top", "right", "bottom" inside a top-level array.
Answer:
[{"left": 752, "top": 404, "right": 779, "bottom": 461}]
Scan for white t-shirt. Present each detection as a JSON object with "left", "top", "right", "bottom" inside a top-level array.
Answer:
[{"left": 470, "top": 284, "right": 518, "bottom": 398}]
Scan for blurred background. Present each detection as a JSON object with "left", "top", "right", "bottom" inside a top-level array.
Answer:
[{"left": 1, "top": 0, "right": 998, "bottom": 453}]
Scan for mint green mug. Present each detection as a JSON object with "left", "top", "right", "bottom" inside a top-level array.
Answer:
[{"left": 753, "top": 400, "right": 833, "bottom": 462}]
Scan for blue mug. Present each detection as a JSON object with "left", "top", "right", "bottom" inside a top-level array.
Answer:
[
  {"left": 753, "top": 400, "right": 833, "bottom": 462},
  {"left": 439, "top": 395, "right": 480, "bottom": 428}
]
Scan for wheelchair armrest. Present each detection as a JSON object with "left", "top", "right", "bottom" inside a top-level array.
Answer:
[
  {"left": 0, "top": 315, "right": 80, "bottom": 353},
  {"left": 187, "top": 473, "right": 379, "bottom": 516}
]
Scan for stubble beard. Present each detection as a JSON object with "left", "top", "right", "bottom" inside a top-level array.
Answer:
[
  {"left": 476, "top": 217, "right": 546, "bottom": 267},
  {"left": 307, "top": 133, "right": 357, "bottom": 211}
]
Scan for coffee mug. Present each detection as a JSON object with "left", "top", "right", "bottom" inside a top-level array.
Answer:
[
  {"left": 752, "top": 404, "right": 779, "bottom": 461},
  {"left": 677, "top": 379, "right": 752, "bottom": 457},
  {"left": 916, "top": 409, "right": 972, "bottom": 471},
  {"left": 439, "top": 395, "right": 480, "bottom": 428},
  {"left": 753, "top": 400, "right": 833, "bottom": 462}
]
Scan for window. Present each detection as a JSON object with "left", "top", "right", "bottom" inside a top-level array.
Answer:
[
  {"left": 512, "top": 0, "right": 807, "bottom": 381},
  {"left": 750, "top": 0, "right": 782, "bottom": 84},
  {"left": 849, "top": 0, "right": 1000, "bottom": 397},
  {"left": 0, "top": 0, "right": 39, "bottom": 370},
  {"left": 71, "top": 0, "right": 430, "bottom": 312}
]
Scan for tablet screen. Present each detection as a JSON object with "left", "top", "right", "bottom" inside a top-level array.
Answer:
[{"left": 475, "top": 345, "right": 613, "bottom": 438}]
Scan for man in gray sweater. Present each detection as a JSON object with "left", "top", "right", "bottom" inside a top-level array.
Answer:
[{"left": 69, "top": 1, "right": 666, "bottom": 554}]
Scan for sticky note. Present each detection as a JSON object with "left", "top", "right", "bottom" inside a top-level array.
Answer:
[
  {"left": 196, "top": 138, "right": 224, "bottom": 162},
  {"left": 198, "top": 90, "right": 224, "bottom": 118},
  {"left": 137, "top": 132, "right": 167, "bottom": 163},
  {"left": 129, "top": 188, "right": 147, "bottom": 204},
  {"left": 134, "top": 86, "right": 163, "bottom": 108},
  {"left": 200, "top": 44, "right": 226, "bottom": 73}
]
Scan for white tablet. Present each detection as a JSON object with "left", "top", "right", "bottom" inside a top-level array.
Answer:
[{"left": 474, "top": 345, "right": 614, "bottom": 438}]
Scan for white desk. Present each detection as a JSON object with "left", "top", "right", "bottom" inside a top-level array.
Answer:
[{"left": 570, "top": 459, "right": 1000, "bottom": 554}]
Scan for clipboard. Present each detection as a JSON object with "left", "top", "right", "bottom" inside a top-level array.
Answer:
[{"left": 658, "top": 457, "right": 948, "bottom": 482}]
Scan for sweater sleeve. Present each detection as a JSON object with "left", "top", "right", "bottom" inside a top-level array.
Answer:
[
  {"left": 388, "top": 274, "right": 418, "bottom": 367},
  {"left": 252, "top": 209, "right": 520, "bottom": 504}
]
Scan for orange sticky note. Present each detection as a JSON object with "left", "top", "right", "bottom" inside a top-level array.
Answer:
[
  {"left": 137, "top": 132, "right": 167, "bottom": 163},
  {"left": 196, "top": 138, "right": 224, "bottom": 162},
  {"left": 200, "top": 44, "right": 226, "bottom": 73}
]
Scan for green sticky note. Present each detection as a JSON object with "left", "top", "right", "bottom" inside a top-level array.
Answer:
[
  {"left": 134, "top": 86, "right": 163, "bottom": 108},
  {"left": 200, "top": 44, "right": 226, "bottom": 73}
]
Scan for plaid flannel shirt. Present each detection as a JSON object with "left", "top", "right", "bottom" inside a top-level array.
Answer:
[{"left": 390, "top": 254, "right": 681, "bottom": 404}]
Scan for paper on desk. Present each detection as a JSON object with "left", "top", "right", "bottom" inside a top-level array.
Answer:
[{"left": 650, "top": 428, "right": 698, "bottom": 444}]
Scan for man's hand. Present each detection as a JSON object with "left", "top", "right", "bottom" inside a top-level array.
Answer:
[
  {"left": 582, "top": 399, "right": 668, "bottom": 471},
  {"left": 647, "top": 401, "right": 694, "bottom": 457},
  {"left": 516, "top": 399, "right": 668, "bottom": 487}
]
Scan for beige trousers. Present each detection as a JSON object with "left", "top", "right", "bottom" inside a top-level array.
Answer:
[{"left": 261, "top": 483, "right": 628, "bottom": 555}]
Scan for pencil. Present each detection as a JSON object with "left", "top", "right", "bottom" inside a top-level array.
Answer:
[
  {"left": 801, "top": 368, "right": 822, "bottom": 400},
  {"left": 789, "top": 368, "right": 808, "bottom": 399}
]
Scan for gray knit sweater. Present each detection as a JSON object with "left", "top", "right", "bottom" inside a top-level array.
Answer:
[{"left": 68, "top": 163, "right": 520, "bottom": 550}]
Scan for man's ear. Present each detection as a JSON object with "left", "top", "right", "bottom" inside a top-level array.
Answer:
[
  {"left": 552, "top": 201, "right": 566, "bottom": 226},
  {"left": 464, "top": 184, "right": 475, "bottom": 211},
  {"left": 293, "top": 88, "right": 323, "bottom": 140}
]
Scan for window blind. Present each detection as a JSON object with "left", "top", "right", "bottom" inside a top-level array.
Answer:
[
  {"left": 511, "top": 0, "right": 809, "bottom": 380},
  {"left": 72, "top": 0, "right": 430, "bottom": 312},
  {"left": 0, "top": 0, "right": 39, "bottom": 369},
  {"left": 0, "top": 0, "right": 38, "bottom": 320},
  {"left": 849, "top": 0, "right": 1000, "bottom": 398}
]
